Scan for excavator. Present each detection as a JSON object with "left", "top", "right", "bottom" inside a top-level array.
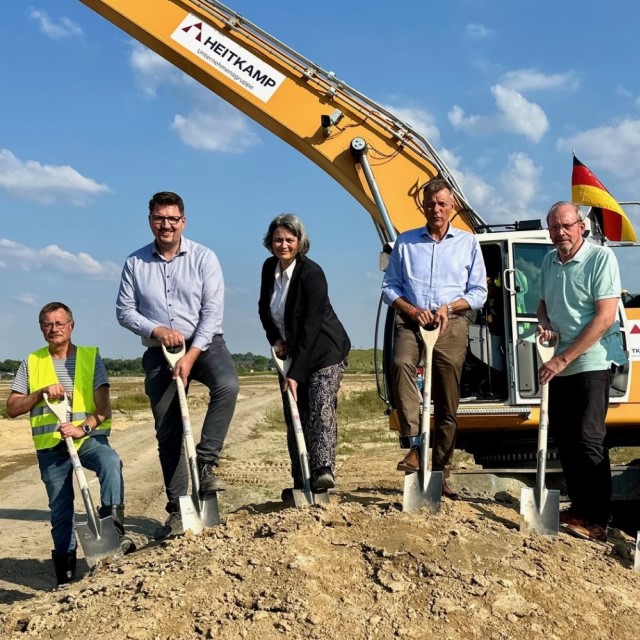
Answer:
[{"left": 78, "top": 0, "right": 640, "bottom": 474}]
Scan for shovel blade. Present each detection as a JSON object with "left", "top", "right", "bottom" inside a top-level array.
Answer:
[
  {"left": 292, "top": 488, "right": 315, "bottom": 507},
  {"left": 292, "top": 488, "right": 330, "bottom": 507},
  {"left": 402, "top": 470, "right": 443, "bottom": 513},
  {"left": 634, "top": 533, "right": 640, "bottom": 573},
  {"left": 76, "top": 516, "right": 122, "bottom": 568},
  {"left": 519, "top": 486, "right": 560, "bottom": 536},
  {"left": 179, "top": 493, "right": 220, "bottom": 535}
]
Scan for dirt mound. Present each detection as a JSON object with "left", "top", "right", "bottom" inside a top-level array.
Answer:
[{"left": 2, "top": 498, "right": 640, "bottom": 640}]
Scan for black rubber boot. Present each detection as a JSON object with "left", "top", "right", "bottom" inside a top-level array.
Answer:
[
  {"left": 52, "top": 549, "right": 76, "bottom": 586},
  {"left": 99, "top": 504, "right": 136, "bottom": 555}
]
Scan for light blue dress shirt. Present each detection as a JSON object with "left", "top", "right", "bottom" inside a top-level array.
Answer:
[
  {"left": 381, "top": 224, "right": 487, "bottom": 312},
  {"left": 116, "top": 237, "right": 224, "bottom": 352}
]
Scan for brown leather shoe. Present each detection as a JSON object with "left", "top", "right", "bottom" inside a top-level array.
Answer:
[
  {"left": 563, "top": 521, "right": 608, "bottom": 543},
  {"left": 559, "top": 510, "right": 584, "bottom": 527},
  {"left": 397, "top": 447, "right": 420, "bottom": 473},
  {"left": 442, "top": 479, "right": 458, "bottom": 500}
]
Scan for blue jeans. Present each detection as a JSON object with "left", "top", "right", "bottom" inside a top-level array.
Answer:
[
  {"left": 37, "top": 436, "right": 124, "bottom": 554},
  {"left": 142, "top": 335, "right": 239, "bottom": 513}
]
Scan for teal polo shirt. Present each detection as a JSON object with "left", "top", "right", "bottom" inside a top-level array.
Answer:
[{"left": 540, "top": 240, "right": 627, "bottom": 376}]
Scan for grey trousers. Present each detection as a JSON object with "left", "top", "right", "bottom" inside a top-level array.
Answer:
[
  {"left": 142, "top": 335, "right": 239, "bottom": 513},
  {"left": 391, "top": 314, "right": 468, "bottom": 477}
]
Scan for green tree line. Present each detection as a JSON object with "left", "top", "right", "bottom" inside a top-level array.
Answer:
[{"left": 0, "top": 349, "right": 377, "bottom": 377}]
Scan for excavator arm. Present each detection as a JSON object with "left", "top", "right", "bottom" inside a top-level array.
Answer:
[{"left": 79, "top": 0, "right": 485, "bottom": 241}]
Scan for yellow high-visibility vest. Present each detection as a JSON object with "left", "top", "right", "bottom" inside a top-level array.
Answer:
[{"left": 27, "top": 346, "right": 111, "bottom": 451}]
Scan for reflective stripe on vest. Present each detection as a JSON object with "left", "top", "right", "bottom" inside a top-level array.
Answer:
[{"left": 27, "top": 346, "right": 112, "bottom": 450}]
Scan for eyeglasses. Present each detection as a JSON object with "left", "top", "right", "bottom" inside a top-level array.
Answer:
[
  {"left": 149, "top": 215, "right": 183, "bottom": 226},
  {"left": 40, "top": 320, "right": 71, "bottom": 331},
  {"left": 548, "top": 220, "right": 581, "bottom": 233}
]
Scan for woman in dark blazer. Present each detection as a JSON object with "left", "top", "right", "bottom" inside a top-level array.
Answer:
[{"left": 259, "top": 214, "right": 351, "bottom": 498}]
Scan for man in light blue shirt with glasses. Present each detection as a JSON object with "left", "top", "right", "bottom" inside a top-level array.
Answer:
[
  {"left": 382, "top": 178, "right": 487, "bottom": 498},
  {"left": 116, "top": 191, "right": 239, "bottom": 540}
]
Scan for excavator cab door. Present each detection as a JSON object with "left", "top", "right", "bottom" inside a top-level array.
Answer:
[{"left": 505, "top": 238, "right": 553, "bottom": 405}]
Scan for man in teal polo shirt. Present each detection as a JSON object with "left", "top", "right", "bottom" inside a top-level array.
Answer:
[{"left": 537, "top": 201, "right": 627, "bottom": 542}]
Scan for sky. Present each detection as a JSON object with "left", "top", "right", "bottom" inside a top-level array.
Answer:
[{"left": 2, "top": 0, "right": 640, "bottom": 360}]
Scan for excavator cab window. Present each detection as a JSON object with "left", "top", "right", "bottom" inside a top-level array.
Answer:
[{"left": 509, "top": 243, "right": 553, "bottom": 400}]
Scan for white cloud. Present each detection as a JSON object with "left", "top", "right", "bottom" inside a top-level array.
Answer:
[
  {"left": 449, "top": 85, "right": 548, "bottom": 142},
  {"left": 380, "top": 105, "right": 440, "bottom": 144},
  {"left": 28, "top": 8, "right": 83, "bottom": 40},
  {"left": 441, "top": 147, "right": 542, "bottom": 223},
  {"left": 128, "top": 42, "right": 261, "bottom": 153},
  {"left": 172, "top": 107, "right": 260, "bottom": 152},
  {"left": 15, "top": 292, "right": 37, "bottom": 306},
  {"left": 616, "top": 85, "right": 633, "bottom": 99},
  {"left": 500, "top": 69, "right": 579, "bottom": 92},
  {"left": 128, "top": 43, "right": 188, "bottom": 97},
  {"left": 498, "top": 152, "right": 542, "bottom": 211},
  {"left": 465, "top": 23, "right": 494, "bottom": 39},
  {"left": 557, "top": 119, "right": 640, "bottom": 182},
  {"left": 0, "top": 239, "right": 121, "bottom": 280},
  {"left": 0, "top": 149, "right": 110, "bottom": 205}
]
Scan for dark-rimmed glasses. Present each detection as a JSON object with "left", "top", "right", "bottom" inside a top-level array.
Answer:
[{"left": 149, "top": 215, "right": 183, "bottom": 226}]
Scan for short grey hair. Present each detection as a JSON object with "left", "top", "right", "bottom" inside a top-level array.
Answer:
[
  {"left": 39, "top": 302, "right": 73, "bottom": 325},
  {"left": 546, "top": 201, "right": 582, "bottom": 224},
  {"left": 263, "top": 214, "right": 311, "bottom": 256}
]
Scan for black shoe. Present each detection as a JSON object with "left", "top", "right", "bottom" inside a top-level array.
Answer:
[
  {"left": 312, "top": 467, "right": 335, "bottom": 491},
  {"left": 98, "top": 504, "right": 136, "bottom": 554},
  {"left": 154, "top": 511, "right": 184, "bottom": 541},
  {"left": 52, "top": 550, "right": 76, "bottom": 586},
  {"left": 199, "top": 462, "right": 226, "bottom": 493},
  {"left": 120, "top": 537, "right": 137, "bottom": 555}
]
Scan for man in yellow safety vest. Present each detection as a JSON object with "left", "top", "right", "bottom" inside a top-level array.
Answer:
[{"left": 5, "top": 302, "right": 132, "bottom": 586}]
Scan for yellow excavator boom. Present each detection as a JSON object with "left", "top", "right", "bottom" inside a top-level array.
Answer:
[{"left": 79, "top": 0, "right": 485, "bottom": 241}]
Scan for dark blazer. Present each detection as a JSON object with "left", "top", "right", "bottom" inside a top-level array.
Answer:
[{"left": 259, "top": 255, "right": 351, "bottom": 383}]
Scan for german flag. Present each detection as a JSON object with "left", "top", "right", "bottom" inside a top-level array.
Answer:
[{"left": 571, "top": 154, "right": 637, "bottom": 243}]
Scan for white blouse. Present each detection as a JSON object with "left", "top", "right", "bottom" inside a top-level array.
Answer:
[{"left": 270, "top": 259, "right": 296, "bottom": 340}]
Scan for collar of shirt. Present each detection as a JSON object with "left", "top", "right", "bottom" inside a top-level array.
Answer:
[
  {"left": 419, "top": 223, "right": 455, "bottom": 242},
  {"left": 552, "top": 237, "right": 589, "bottom": 265},
  {"left": 152, "top": 238, "right": 187, "bottom": 261}
]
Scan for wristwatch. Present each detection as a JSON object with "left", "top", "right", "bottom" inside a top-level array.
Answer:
[
  {"left": 82, "top": 424, "right": 92, "bottom": 435},
  {"left": 447, "top": 304, "right": 454, "bottom": 317}
]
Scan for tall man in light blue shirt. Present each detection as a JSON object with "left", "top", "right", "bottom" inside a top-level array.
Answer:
[
  {"left": 382, "top": 178, "right": 487, "bottom": 497},
  {"left": 116, "top": 191, "right": 239, "bottom": 540},
  {"left": 538, "top": 201, "right": 626, "bottom": 543}
]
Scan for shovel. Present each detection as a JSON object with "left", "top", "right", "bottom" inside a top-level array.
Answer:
[
  {"left": 161, "top": 344, "right": 220, "bottom": 534},
  {"left": 42, "top": 393, "right": 122, "bottom": 567},
  {"left": 271, "top": 347, "right": 330, "bottom": 507},
  {"left": 403, "top": 323, "right": 443, "bottom": 513},
  {"left": 635, "top": 533, "right": 640, "bottom": 573},
  {"left": 519, "top": 335, "right": 560, "bottom": 536}
]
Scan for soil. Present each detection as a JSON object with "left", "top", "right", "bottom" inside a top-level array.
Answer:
[{"left": 1, "top": 375, "right": 640, "bottom": 639}]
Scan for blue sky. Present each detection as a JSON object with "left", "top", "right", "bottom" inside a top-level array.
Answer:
[{"left": 2, "top": 1, "right": 640, "bottom": 359}]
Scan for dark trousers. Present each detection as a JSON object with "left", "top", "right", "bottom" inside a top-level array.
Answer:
[
  {"left": 548, "top": 369, "right": 612, "bottom": 528},
  {"left": 142, "top": 335, "right": 239, "bottom": 513},
  {"left": 280, "top": 360, "right": 347, "bottom": 487},
  {"left": 391, "top": 314, "right": 468, "bottom": 478}
]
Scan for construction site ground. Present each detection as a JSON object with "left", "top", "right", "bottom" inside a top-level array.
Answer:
[{"left": 1, "top": 374, "right": 640, "bottom": 639}]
